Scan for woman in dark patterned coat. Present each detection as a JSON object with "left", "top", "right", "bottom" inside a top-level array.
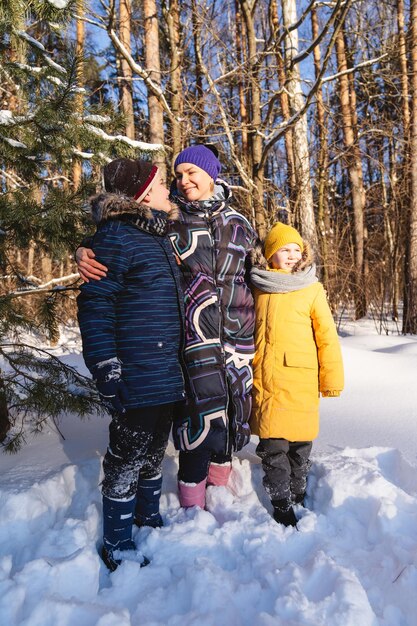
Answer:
[
  {"left": 170, "top": 145, "right": 257, "bottom": 508},
  {"left": 77, "top": 145, "right": 258, "bottom": 509}
]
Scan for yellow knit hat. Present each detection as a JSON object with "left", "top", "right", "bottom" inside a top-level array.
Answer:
[{"left": 264, "top": 222, "right": 304, "bottom": 260}]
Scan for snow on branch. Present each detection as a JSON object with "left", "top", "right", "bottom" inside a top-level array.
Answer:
[
  {"left": 84, "top": 124, "right": 164, "bottom": 152},
  {"left": 15, "top": 30, "right": 67, "bottom": 75},
  {"left": 321, "top": 54, "right": 388, "bottom": 83},
  {"left": 46, "top": 0, "right": 71, "bottom": 7},
  {"left": 3, "top": 274, "right": 81, "bottom": 298},
  {"left": 0, "top": 110, "right": 36, "bottom": 126},
  {"left": 1, "top": 136, "right": 28, "bottom": 149}
]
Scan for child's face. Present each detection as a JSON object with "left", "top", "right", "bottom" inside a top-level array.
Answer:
[
  {"left": 143, "top": 172, "right": 171, "bottom": 212},
  {"left": 270, "top": 243, "right": 302, "bottom": 271},
  {"left": 175, "top": 163, "right": 214, "bottom": 201}
]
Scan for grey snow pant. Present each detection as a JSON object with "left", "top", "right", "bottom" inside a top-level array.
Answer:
[
  {"left": 256, "top": 438, "right": 312, "bottom": 502},
  {"left": 102, "top": 403, "right": 175, "bottom": 500}
]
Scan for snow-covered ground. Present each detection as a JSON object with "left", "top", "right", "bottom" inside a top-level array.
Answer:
[{"left": 0, "top": 320, "right": 416, "bottom": 626}]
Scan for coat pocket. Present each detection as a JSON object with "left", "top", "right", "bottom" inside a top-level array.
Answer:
[{"left": 284, "top": 351, "right": 318, "bottom": 369}]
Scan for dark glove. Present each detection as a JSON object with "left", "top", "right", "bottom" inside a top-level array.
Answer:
[{"left": 91, "top": 358, "right": 129, "bottom": 414}]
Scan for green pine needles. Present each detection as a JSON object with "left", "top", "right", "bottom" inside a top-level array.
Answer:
[{"left": 0, "top": 1, "right": 150, "bottom": 451}]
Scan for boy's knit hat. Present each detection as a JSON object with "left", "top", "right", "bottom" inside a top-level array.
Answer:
[
  {"left": 264, "top": 222, "right": 304, "bottom": 260},
  {"left": 103, "top": 158, "right": 159, "bottom": 203},
  {"left": 174, "top": 145, "right": 222, "bottom": 181}
]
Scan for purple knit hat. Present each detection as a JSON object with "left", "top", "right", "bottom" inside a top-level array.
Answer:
[{"left": 174, "top": 145, "right": 222, "bottom": 181}]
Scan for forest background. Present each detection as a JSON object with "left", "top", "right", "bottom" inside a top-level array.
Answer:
[{"left": 0, "top": 0, "right": 415, "bottom": 449}]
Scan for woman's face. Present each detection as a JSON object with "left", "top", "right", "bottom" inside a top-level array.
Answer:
[{"left": 175, "top": 163, "right": 214, "bottom": 201}]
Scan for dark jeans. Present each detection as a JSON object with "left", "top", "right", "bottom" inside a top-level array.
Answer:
[
  {"left": 256, "top": 438, "right": 312, "bottom": 502},
  {"left": 102, "top": 402, "right": 175, "bottom": 500},
  {"left": 178, "top": 450, "right": 232, "bottom": 483}
]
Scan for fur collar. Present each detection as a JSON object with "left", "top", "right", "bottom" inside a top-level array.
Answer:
[
  {"left": 169, "top": 179, "right": 231, "bottom": 215},
  {"left": 90, "top": 193, "right": 179, "bottom": 225}
]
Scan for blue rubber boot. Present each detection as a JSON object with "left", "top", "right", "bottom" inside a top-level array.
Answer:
[
  {"left": 134, "top": 474, "right": 163, "bottom": 528},
  {"left": 102, "top": 495, "right": 149, "bottom": 571}
]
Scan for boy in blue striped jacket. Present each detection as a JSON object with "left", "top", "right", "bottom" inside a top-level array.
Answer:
[{"left": 77, "top": 158, "right": 186, "bottom": 571}]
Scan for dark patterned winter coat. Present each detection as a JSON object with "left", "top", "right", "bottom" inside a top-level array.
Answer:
[
  {"left": 77, "top": 194, "right": 186, "bottom": 409},
  {"left": 169, "top": 181, "right": 257, "bottom": 454}
]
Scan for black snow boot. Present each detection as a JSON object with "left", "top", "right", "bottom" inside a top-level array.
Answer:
[
  {"left": 101, "top": 544, "right": 150, "bottom": 572},
  {"left": 272, "top": 498, "right": 298, "bottom": 527},
  {"left": 102, "top": 495, "right": 150, "bottom": 571},
  {"left": 134, "top": 474, "right": 163, "bottom": 528},
  {"left": 292, "top": 492, "right": 306, "bottom": 506}
]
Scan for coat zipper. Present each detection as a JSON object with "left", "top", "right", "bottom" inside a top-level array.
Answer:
[{"left": 205, "top": 210, "right": 230, "bottom": 454}]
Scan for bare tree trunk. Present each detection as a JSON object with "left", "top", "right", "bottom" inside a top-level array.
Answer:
[
  {"left": 281, "top": 0, "right": 317, "bottom": 249},
  {"left": 192, "top": 0, "right": 205, "bottom": 137},
  {"left": 335, "top": 28, "right": 367, "bottom": 319},
  {"left": 235, "top": 0, "right": 249, "bottom": 172},
  {"left": 403, "top": 0, "right": 417, "bottom": 332},
  {"left": 119, "top": 0, "right": 135, "bottom": 140},
  {"left": 397, "top": 0, "right": 410, "bottom": 132},
  {"left": 164, "top": 0, "right": 183, "bottom": 158},
  {"left": 73, "top": 0, "right": 84, "bottom": 190},
  {"left": 0, "top": 372, "right": 11, "bottom": 443},
  {"left": 382, "top": 146, "right": 399, "bottom": 320},
  {"left": 396, "top": 0, "right": 410, "bottom": 322},
  {"left": 27, "top": 242, "right": 35, "bottom": 276},
  {"left": 311, "top": 6, "right": 334, "bottom": 288},
  {"left": 240, "top": 0, "right": 267, "bottom": 238},
  {"left": 270, "top": 1, "right": 296, "bottom": 212},
  {"left": 41, "top": 254, "right": 53, "bottom": 283},
  {"left": 144, "top": 0, "right": 165, "bottom": 177}
]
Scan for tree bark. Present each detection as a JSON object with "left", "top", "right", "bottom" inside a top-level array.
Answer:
[
  {"left": 191, "top": 0, "right": 205, "bottom": 136},
  {"left": 311, "top": 5, "right": 334, "bottom": 289},
  {"left": 270, "top": 1, "right": 296, "bottom": 211},
  {"left": 403, "top": 0, "right": 417, "bottom": 332},
  {"left": 335, "top": 28, "right": 366, "bottom": 319},
  {"left": 235, "top": 1, "right": 249, "bottom": 172},
  {"left": 143, "top": 0, "right": 165, "bottom": 177},
  {"left": 119, "top": 0, "right": 135, "bottom": 140},
  {"left": 0, "top": 373, "right": 11, "bottom": 443},
  {"left": 397, "top": 0, "right": 410, "bottom": 132},
  {"left": 281, "top": 0, "right": 317, "bottom": 249},
  {"left": 164, "top": 0, "right": 183, "bottom": 159},
  {"left": 240, "top": 0, "right": 267, "bottom": 238},
  {"left": 73, "top": 0, "right": 85, "bottom": 190}
]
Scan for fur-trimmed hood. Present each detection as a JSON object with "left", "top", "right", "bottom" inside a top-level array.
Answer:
[
  {"left": 90, "top": 192, "right": 179, "bottom": 225},
  {"left": 250, "top": 236, "right": 314, "bottom": 273}
]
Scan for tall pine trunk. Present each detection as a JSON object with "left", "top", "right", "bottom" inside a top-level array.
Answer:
[
  {"left": 403, "top": 0, "right": 417, "bottom": 332},
  {"left": 73, "top": 0, "right": 85, "bottom": 190},
  {"left": 165, "top": 0, "right": 183, "bottom": 158},
  {"left": 144, "top": 0, "right": 165, "bottom": 177},
  {"left": 281, "top": 0, "right": 317, "bottom": 249},
  {"left": 311, "top": 6, "right": 335, "bottom": 290},
  {"left": 270, "top": 1, "right": 296, "bottom": 213},
  {"left": 335, "top": 28, "right": 367, "bottom": 319},
  {"left": 119, "top": 0, "right": 135, "bottom": 140},
  {"left": 240, "top": 0, "right": 266, "bottom": 238}
]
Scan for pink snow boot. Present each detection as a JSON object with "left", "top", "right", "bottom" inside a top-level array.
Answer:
[
  {"left": 178, "top": 478, "right": 207, "bottom": 508},
  {"left": 207, "top": 462, "right": 232, "bottom": 487}
]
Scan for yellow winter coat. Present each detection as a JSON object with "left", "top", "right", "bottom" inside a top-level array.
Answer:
[{"left": 250, "top": 280, "right": 344, "bottom": 442}]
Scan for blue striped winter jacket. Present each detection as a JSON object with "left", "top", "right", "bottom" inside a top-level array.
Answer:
[{"left": 77, "top": 193, "right": 186, "bottom": 409}]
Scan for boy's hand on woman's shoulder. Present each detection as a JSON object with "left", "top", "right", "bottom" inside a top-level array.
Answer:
[{"left": 76, "top": 247, "right": 108, "bottom": 282}]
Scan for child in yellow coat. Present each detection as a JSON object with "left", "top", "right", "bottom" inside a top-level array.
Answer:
[{"left": 250, "top": 222, "right": 344, "bottom": 527}]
